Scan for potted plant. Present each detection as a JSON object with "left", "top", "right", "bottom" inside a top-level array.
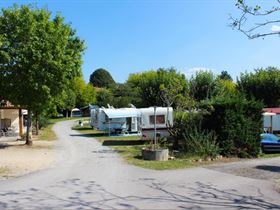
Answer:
[{"left": 142, "top": 106, "right": 169, "bottom": 161}]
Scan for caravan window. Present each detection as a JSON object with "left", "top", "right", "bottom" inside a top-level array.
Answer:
[{"left": 149, "top": 115, "right": 165, "bottom": 124}]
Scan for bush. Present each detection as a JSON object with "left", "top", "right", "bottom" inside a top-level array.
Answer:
[
  {"left": 182, "top": 127, "right": 220, "bottom": 159},
  {"left": 38, "top": 116, "right": 50, "bottom": 129},
  {"left": 169, "top": 111, "right": 203, "bottom": 149},
  {"left": 201, "top": 97, "right": 263, "bottom": 158}
]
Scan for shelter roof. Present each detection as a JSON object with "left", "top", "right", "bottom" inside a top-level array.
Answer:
[{"left": 263, "top": 108, "right": 280, "bottom": 114}]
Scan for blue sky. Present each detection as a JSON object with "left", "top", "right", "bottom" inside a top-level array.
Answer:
[{"left": 1, "top": 0, "right": 280, "bottom": 83}]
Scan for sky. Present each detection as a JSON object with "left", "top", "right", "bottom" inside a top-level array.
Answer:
[{"left": 0, "top": 0, "right": 279, "bottom": 83}]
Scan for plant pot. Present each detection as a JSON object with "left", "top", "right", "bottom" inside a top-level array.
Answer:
[{"left": 142, "top": 148, "right": 169, "bottom": 161}]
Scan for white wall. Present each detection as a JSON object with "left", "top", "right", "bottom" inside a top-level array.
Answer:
[{"left": 1, "top": 109, "right": 19, "bottom": 134}]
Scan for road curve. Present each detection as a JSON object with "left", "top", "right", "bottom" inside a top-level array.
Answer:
[{"left": 0, "top": 120, "right": 279, "bottom": 209}]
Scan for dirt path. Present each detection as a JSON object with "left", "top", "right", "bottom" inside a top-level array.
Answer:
[{"left": 0, "top": 120, "right": 279, "bottom": 209}]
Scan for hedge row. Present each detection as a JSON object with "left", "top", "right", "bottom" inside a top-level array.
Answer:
[{"left": 201, "top": 97, "right": 263, "bottom": 157}]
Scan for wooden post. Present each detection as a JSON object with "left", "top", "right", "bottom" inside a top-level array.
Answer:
[
  {"left": 26, "top": 110, "right": 33, "bottom": 146},
  {"left": 154, "top": 106, "right": 157, "bottom": 150},
  {"left": 19, "top": 108, "right": 23, "bottom": 137},
  {"left": 270, "top": 115, "right": 273, "bottom": 133}
]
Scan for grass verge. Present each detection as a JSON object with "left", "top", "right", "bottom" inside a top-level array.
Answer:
[
  {"left": 259, "top": 153, "right": 280, "bottom": 158},
  {"left": 114, "top": 145, "right": 194, "bottom": 170}
]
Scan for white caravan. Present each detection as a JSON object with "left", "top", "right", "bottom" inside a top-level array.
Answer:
[
  {"left": 90, "top": 107, "right": 141, "bottom": 135},
  {"left": 90, "top": 106, "right": 173, "bottom": 138},
  {"left": 71, "top": 108, "right": 82, "bottom": 117},
  {"left": 139, "top": 107, "right": 173, "bottom": 140}
]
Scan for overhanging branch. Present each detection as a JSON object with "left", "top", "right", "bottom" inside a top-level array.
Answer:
[{"left": 231, "top": 0, "right": 280, "bottom": 39}]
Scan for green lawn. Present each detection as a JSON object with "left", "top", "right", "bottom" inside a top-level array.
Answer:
[
  {"left": 113, "top": 145, "right": 194, "bottom": 170},
  {"left": 259, "top": 153, "right": 280, "bottom": 158}
]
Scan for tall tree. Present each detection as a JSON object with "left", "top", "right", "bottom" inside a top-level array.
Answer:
[
  {"left": 189, "top": 70, "right": 216, "bottom": 101},
  {"left": 72, "top": 77, "right": 96, "bottom": 108},
  {"left": 214, "top": 79, "right": 238, "bottom": 99},
  {"left": 218, "top": 71, "right": 232, "bottom": 81},
  {"left": 95, "top": 88, "right": 114, "bottom": 107},
  {"left": 110, "top": 83, "right": 139, "bottom": 108},
  {"left": 89, "top": 68, "right": 115, "bottom": 88},
  {"left": 237, "top": 67, "right": 280, "bottom": 107},
  {"left": 127, "top": 68, "right": 189, "bottom": 108},
  {"left": 230, "top": 0, "right": 280, "bottom": 39},
  {"left": 0, "top": 5, "right": 84, "bottom": 145}
]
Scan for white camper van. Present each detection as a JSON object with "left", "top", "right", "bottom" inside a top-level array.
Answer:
[{"left": 139, "top": 107, "right": 173, "bottom": 140}]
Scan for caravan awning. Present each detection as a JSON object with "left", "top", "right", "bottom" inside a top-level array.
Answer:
[{"left": 103, "top": 108, "right": 141, "bottom": 119}]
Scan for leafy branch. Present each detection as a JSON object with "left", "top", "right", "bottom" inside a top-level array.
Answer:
[{"left": 230, "top": 0, "right": 280, "bottom": 39}]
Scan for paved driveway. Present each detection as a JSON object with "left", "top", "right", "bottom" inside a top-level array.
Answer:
[{"left": 0, "top": 120, "right": 279, "bottom": 209}]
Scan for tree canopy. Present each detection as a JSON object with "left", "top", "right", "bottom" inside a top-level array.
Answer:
[
  {"left": 89, "top": 68, "right": 115, "bottom": 88},
  {"left": 72, "top": 77, "right": 96, "bottom": 108},
  {"left": 237, "top": 67, "right": 280, "bottom": 107},
  {"left": 0, "top": 5, "right": 85, "bottom": 144},
  {"left": 127, "top": 68, "right": 189, "bottom": 108},
  {"left": 189, "top": 70, "right": 216, "bottom": 101},
  {"left": 95, "top": 88, "right": 114, "bottom": 107},
  {"left": 218, "top": 71, "right": 232, "bottom": 81}
]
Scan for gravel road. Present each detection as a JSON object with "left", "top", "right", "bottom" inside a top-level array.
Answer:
[
  {"left": 0, "top": 120, "right": 279, "bottom": 209},
  {"left": 206, "top": 156, "right": 280, "bottom": 192}
]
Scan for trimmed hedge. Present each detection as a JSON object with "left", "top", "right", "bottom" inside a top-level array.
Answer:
[{"left": 201, "top": 97, "right": 263, "bottom": 158}]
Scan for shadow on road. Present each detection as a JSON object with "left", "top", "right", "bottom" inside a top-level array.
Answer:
[
  {"left": 70, "top": 133, "right": 105, "bottom": 138},
  {"left": 255, "top": 165, "right": 280, "bottom": 173},
  {"left": 0, "top": 143, "right": 9, "bottom": 149},
  {"left": 102, "top": 140, "right": 146, "bottom": 146},
  {"left": 0, "top": 178, "right": 279, "bottom": 209}
]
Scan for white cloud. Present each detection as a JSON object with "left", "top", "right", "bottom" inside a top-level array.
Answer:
[
  {"left": 271, "top": 25, "right": 280, "bottom": 33},
  {"left": 182, "top": 67, "right": 214, "bottom": 79}
]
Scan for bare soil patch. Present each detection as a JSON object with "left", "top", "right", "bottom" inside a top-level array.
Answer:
[{"left": 0, "top": 140, "right": 55, "bottom": 180}]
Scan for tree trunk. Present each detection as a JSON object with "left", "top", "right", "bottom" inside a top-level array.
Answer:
[
  {"left": 35, "top": 113, "right": 39, "bottom": 136},
  {"left": 25, "top": 110, "right": 33, "bottom": 146}
]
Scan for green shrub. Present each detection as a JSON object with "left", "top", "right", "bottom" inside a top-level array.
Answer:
[
  {"left": 201, "top": 96, "right": 263, "bottom": 158},
  {"left": 32, "top": 115, "right": 50, "bottom": 129},
  {"left": 182, "top": 127, "right": 220, "bottom": 159},
  {"left": 169, "top": 111, "right": 203, "bottom": 149}
]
